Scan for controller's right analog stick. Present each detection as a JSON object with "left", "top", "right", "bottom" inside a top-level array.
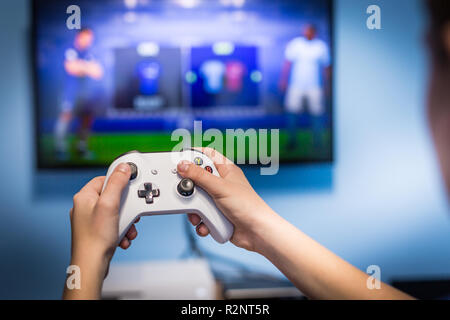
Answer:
[
  {"left": 177, "top": 178, "right": 195, "bottom": 197},
  {"left": 127, "top": 162, "right": 138, "bottom": 180}
]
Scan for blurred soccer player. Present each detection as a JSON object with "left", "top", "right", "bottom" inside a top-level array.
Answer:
[
  {"left": 279, "top": 24, "right": 331, "bottom": 151},
  {"left": 54, "top": 28, "right": 104, "bottom": 161}
]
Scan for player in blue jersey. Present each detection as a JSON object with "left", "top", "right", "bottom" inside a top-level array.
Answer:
[{"left": 54, "top": 28, "right": 104, "bottom": 161}]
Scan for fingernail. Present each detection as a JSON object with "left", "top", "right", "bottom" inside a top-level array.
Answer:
[
  {"left": 117, "top": 163, "right": 130, "bottom": 173},
  {"left": 177, "top": 160, "right": 191, "bottom": 173}
]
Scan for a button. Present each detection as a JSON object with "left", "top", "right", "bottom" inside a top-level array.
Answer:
[
  {"left": 177, "top": 178, "right": 195, "bottom": 197},
  {"left": 127, "top": 162, "right": 138, "bottom": 180},
  {"left": 137, "top": 183, "right": 160, "bottom": 204},
  {"left": 151, "top": 169, "right": 158, "bottom": 175},
  {"left": 171, "top": 169, "right": 177, "bottom": 174},
  {"left": 194, "top": 157, "right": 203, "bottom": 166},
  {"left": 204, "top": 166, "right": 213, "bottom": 174}
]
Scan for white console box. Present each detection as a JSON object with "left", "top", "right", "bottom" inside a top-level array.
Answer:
[{"left": 102, "top": 259, "right": 217, "bottom": 300}]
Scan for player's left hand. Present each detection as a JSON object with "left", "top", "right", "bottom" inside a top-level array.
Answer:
[{"left": 69, "top": 163, "right": 139, "bottom": 270}]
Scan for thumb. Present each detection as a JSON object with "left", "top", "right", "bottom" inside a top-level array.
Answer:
[
  {"left": 177, "top": 160, "right": 226, "bottom": 198},
  {"left": 98, "top": 163, "right": 131, "bottom": 214}
]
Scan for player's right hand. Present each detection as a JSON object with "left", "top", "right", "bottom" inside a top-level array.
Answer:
[{"left": 177, "top": 148, "right": 281, "bottom": 252}]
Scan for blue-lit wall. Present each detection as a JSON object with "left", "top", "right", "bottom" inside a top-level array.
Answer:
[{"left": 0, "top": 0, "right": 449, "bottom": 299}]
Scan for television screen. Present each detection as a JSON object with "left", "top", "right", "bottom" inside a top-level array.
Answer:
[{"left": 33, "top": 0, "right": 333, "bottom": 168}]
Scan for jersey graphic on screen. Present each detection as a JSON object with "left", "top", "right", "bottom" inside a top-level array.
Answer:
[
  {"left": 199, "top": 60, "right": 226, "bottom": 94},
  {"left": 136, "top": 60, "right": 161, "bottom": 96},
  {"left": 225, "top": 61, "right": 247, "bottom": 92}
]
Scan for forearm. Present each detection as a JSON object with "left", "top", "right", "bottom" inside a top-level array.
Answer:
[
  {"left": 85, "top": 61, "right": 104, "bottom": 80},
  {"left": 254, "top": 212, "right": 413, "bottom": 300},
  {"left": 63, "top": 250, "right": 109, "bottom": 300},
  {"left": 279, "top": 61, "right": 291, "bottom": 86}
]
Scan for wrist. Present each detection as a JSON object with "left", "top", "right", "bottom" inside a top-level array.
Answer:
[
  {"left": 65, "top": 248, "right": 110, "bottom": 300},
  {"left": 251, "top": 212, "right": 303, "bottom": 262},
  {"left": 247, "top": 205, "right": 286, "bottom": 254},
  {"left": 70, "top": 244, "right": 111, "bottom": 279}
]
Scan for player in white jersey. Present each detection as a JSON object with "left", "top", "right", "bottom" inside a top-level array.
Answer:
[{"left": 280, "top": 24, "right": 331, "bottom": 151}]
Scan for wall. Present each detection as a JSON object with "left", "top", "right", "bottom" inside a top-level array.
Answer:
[{"left": 0, "top": 0, "right": 449, "bottom": 299}]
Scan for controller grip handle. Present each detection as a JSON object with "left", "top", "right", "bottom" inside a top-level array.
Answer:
[
  {"left": 117, "top": 210, "right": 234, "bottom": 245},
  {"left": 197, "top": 211, "right": 234, "bottom": 244}
]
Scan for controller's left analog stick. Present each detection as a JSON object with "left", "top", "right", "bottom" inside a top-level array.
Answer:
[
  {"left": 177, "top": 178, "right": 195, "bottom": 197},
  {"left": 127, "top": 162, "right": 138, "bottom": 180}
]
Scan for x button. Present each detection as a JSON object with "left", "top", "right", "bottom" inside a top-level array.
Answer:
[{"left": 137, "top": 183, "right": 160, "bottom": 204}]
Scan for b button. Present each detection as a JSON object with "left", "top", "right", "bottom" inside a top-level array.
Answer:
[{"left": 204, "top": 166, "right": 213, "bottom": 174}]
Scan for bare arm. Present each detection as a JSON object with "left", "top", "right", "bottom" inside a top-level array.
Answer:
[
  {"left": 279, "top": 60, "right": 292, "bottom": 92},
  {"left": 64, "top": 59, "right": 104, "bottom": 80},
  {"left": 179, "top": 148, "right": 414, "bottom": 300},
  {"left": 64, "top": 164, "right": 140, "bottom": 299},
  {"left": 253, "top": 211, "right": 412, "bottom": 299}
]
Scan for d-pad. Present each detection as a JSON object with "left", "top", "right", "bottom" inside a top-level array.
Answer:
[{"left": 137, "top": 183, "right": 160, "bottom": 204}]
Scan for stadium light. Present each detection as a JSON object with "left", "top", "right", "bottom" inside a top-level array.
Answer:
[
  {"left": 212, "top": 41, "right": 235, "bottom": 56},
  {"left": 137, "top": 42, "right": 160, "bottom": 57},
  {"left": 124, "top": 0, "right": 138, "bottom": 9},
  {"left": 176, "top": 0, "right": 201, "bottom": 9}
]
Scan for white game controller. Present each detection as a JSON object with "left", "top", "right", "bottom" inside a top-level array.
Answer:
[{"left": 103, "top": 149, "right": 234, "bottom": 244}]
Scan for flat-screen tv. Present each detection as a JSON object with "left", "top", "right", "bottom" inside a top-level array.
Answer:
[{"left": 33, "top": 0, "right": 333, "bottom": 168}]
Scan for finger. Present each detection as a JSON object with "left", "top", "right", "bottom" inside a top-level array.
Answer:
[
  {"left": 126, "top": 224, "right": 138, "bottom": 241},
  {"left": 177, "top": 161, "right": 226, "bottom": 198},
  {"left": 79, "top": 176, "right": 106, "bottom": 196},
  {"left": 72, "top": 177, "right": 106, "bottom": 209},
  {"left": 69, "top": 208, "right": 73, "bottom": 221},
  {"left": 197, "top": 147, "right": 249, "bottom": 187},
  {"left": 119, "top": 237, "right": 131, "bottom": 249},
  {"left": 98, "top": 163, "right": 131, "bottom": 213},
  {"left": 193, "top": 147, "right": 235, "bottom": 177},
  {"left": 196, "top": 223, "right": 210, "bottom": 237},
  {"left": 188, "top": 213, "right": 201, "bottom": 226},
  {"left": 134, "top": 217, "right": 140, "bottom": 223}
]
